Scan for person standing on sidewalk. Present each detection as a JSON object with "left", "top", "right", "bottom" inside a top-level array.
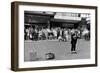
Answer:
[{"left": 71, "top": 28, "right": 79, "bottom": 54}]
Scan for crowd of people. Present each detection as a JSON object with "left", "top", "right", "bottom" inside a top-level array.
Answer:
[
  {"left": 24, "top": 26, "right": 90, "bottom": 42},
  {"left": 24, "top": 26, "right": 90, "bottom": 54},
  {"left": 24, "top": 26, "right": 71, "bottom": 42}
]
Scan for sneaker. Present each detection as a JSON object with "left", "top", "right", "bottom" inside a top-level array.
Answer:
[
  {"left": 71, "top": 51, "right": 77, "bottom": 54},
  {"left": 73, "top": 51, "right": 77, "bottom": 54},
  {"left": 71, "top": 51, "right": 74, "bottom": 54}
]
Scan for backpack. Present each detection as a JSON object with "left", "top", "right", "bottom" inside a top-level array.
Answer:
[{"left": 45, "top": 53, "right": 55, "bottom": 60}]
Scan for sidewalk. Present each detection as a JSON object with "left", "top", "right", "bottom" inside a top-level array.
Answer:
[{"left": 24, "top": 39, "right": 90, "bottom": 61}]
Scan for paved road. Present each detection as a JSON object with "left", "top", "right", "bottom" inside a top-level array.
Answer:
[{"left": 24, "top": 39, "right": 90, "bottom": 61}]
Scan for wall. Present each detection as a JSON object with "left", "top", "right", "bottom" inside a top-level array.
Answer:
[{"left": 0, "top": 0, "right": 99, "bottom": 73}]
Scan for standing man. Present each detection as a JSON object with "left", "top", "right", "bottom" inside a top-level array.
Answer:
[
  {"left": 64, "top": 28, "right": 69, "bottom": 42},
  {"left": 71, "top": 28, "right": 79, "bottom": 54}
]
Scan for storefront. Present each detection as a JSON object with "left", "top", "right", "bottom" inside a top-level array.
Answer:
[{"left": 24, "top": 11, "right": 90, "bottom": 29}]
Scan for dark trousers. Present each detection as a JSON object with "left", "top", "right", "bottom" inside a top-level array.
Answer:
[
  {"left": 71, "top": 39, "right": 77, "bottom": 51},
  {"left": 71, "top": 43, "right": 76, "bottom": 51}
]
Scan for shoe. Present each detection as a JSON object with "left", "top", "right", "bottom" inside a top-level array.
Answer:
[
  {"left": 73, "top": 51, "right": 77, "bottom": 54},
  {"left": 71, "top": 51, "right": 74, "bottom": 54},
  {"left": 71, "top": 51, "right": 77, "bottom": 54}
]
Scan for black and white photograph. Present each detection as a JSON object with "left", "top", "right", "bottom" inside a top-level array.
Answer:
[
  {"left": 24, "top": 11, "right": 91, "bottom": 61},
  {"left": 11, "top": 1, "right": 97, "bottom": 71}
]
